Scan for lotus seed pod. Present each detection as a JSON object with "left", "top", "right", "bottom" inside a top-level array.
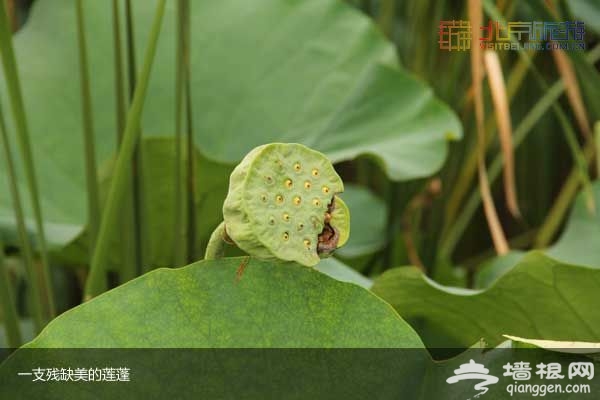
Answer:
[
  {"left": 329, "top": 196, "right": 350, "bottom": 248},
  {"left": 222, "top": 143, "right": 349, "bottom": 266}
]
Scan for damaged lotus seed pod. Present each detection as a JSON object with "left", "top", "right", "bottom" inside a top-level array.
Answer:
[{"left": 204, "top": 143, "right": 350, "bottom": 266}]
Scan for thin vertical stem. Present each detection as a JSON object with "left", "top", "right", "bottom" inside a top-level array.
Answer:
[
  {"left": 534, "top": 140, "right": 595, "bottom": 248},
  {"left": 0, "top": 102, "right": 44, "bottom": 333},
  {"left": 85, "top": 0, "right": 166, "bottom": 299},
  {"left": 596, "top": 123, "right": 600, "bottom": 178},
  {"left": 0, "top": 0, "right": 55, "bottom": 318},
  {"left": 555, "top": 108, "right": 595, "bottom": 213},
  {"left": 359, "top": 0, "right": 371, "bottom": 14},
  {"left": 112, "top": 0, "right": 136, "bottom": 283},
  {"left": 377, "top": 0, "right": 395, "bottom": 38},
  {"left": 382, "top": 182, "right": 399, "bottom": 269},
  {"left": 469, "top": 0, "right": 509, "bottom": 255},
  {"left": 173, "top": 0, "right": 187, "bottom": 266},
  {"left": 551, "top": 48, "right": 592, "bottom": 140},
  {"left": 124, "top": 0, "right": 144, "bottom": 275},
  {"left": 6, "top": 0, "right": 16, "bottom": 31},
  {"left": 112, "top": 0, "right": 126, "bottom": 143},
  {"left": 75, "top": 0, "right": 101, "bottom": 251},
  {"left": 0, "top": 242, "right": 22, "bottom": 347},
  {"left": 182, "top": 0, "right": 196, "bottom": 263},
  {"left": 484, "top": 50, "right": 520, "bottom": 218}
]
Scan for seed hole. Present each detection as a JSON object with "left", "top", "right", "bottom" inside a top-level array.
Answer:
[
  {"left": 282, "top": 232, "right": 290, "bottom": 241},
  {"left": 268, "top": 216, "right": 275, "bottom": 225},
  {"left": 276, "top": 194, "right": 284, "bottom": 204},
  {"left": 312, "top": 198, "right": 321, "bottom": 207},
  {"left": 303, "top": 239, "right": 311, "bottom": 248},
  {"left": 293, "top": 196, "right": 302, "bottom": 205},
  {"left": 266, "top": 176, "right": 273, "bottom": 184},
  {"left": 260, "top": 194, "right": 268, "bottom": 202},
  {"left": 282, "top": 213, "right": 290, "bottom": 222},
  {"left": 293, "top": 162, "right": 302, "bottom": 172},
  {"left": 297, "top": 223, "right": 304, "bottom": 231},
  {"left": 284, "top": 178, "right": 293, "bottom": 189},
  {"left": 304, "top": 181, "right": 311, "bottom": 190},
  {"left": 322, "top": 186, "right": 330, "bottom": 194},
  {"left": 311, "top": 168, "right": 319, "bottom": 177}
]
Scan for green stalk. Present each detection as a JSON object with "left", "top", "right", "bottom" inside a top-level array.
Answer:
[
  {"left": 554, "top": 109, "right": 594, "bottom": 213},
  {"left": 0, "top": 241, "right": 21, "bottom": 347},
  {"left": 204, "top": 222, "right": 226, "bottom": 260},
  {"left": 173, "top": 0, "right": 187, "bottom": 266},
  {"left": 0, "top": 0, "right": 55, "bottom": 319},
  {"left": 596, "top": 122, "right": 600, "bottom": 178},
  {"left": 112, "top": 0, "right": 136, "bottom": 283},
  {"left": 124, "top": 0, "right": 144, "bottom": 275},
  {"left": 112, "top": 0, "right": 126, "bottom": 142},
  {"left": 75, "top": 0, "right": 101, "bottom": 251},
  {"left": 0, "top": 102, "right": 44, "bottom": 333},
  {"left": 184, "top": 9, "right": 196, "bottom": 264},
  {"left": 85, "top": 0, "right": 166, "bottom": 299},
  {"left": 534, "top": 140, "right": 595, "bottom": 248},
  {"left": 359, "top": 0, "right": 371, "bottom": 14},
  {"left": 382, "top": 182, "right": 399, "bottom": 269},
  {"left": 377, "top": 0, "right": 395, "bottom": 38}
]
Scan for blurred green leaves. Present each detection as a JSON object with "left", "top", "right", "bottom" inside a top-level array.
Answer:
[
  {"left": 0, "top": 0, "right": 461, "bottom": 266},
  {"left": 58, "top": 137, "right": 231, "bottom": 271},
  {"left": 334, "top": 184, "right": 388, "bottom": 259}
]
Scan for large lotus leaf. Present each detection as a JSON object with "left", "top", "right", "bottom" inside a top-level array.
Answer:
[
  {"left": 474, "top": 251, "right": 525, "bottom": 289},
  {"left": 546, "top": 181, "right": 600, "bottom": 268},
  {"left": 2, "top": 257, "right": 596, "bottom": 399},
  {"left": 503, "top": 335, "right": 600, "bottom": 356},
  {"left": 372, "top": 252, "right": 600, "bottom": 348},
  {"left": 12, "top": 257, "right": 423, "bottom": 347},
  {"left": 475, "top": 182, "right": 600, "bottom": 288},
  {"left": 315, "top": 257, "right": 372, "bottom": 289},
  {"left": 0, "top": 0, "right": 461, "bottom": 253}
]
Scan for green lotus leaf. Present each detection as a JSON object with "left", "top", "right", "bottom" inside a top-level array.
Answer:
[{"left": 372, "top": 252, "right": 600, "bottom": 348}]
